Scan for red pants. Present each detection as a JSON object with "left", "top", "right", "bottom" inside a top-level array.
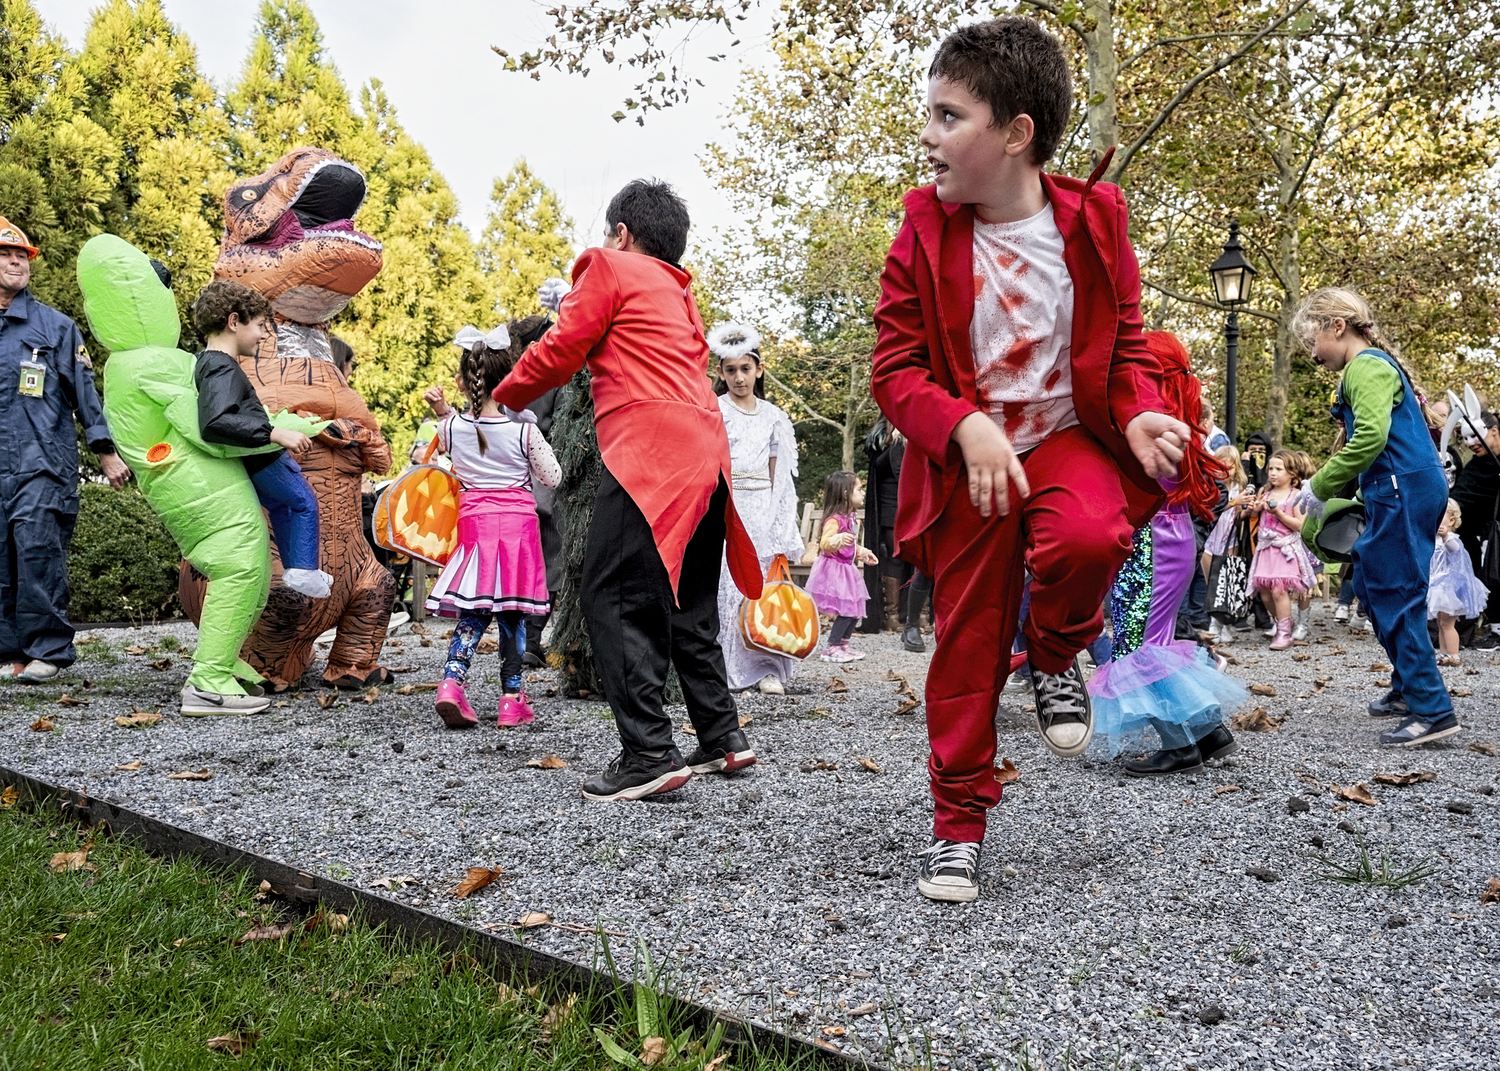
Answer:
[{"left": 924, "top": 427, "right": 1152, "bottom": 841}]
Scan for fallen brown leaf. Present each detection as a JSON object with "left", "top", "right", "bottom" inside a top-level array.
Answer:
[
  {"left": 451, "top": 866, "right": 502, "bottom": 899},
  {"left": 738, "top": 713, "right": 753, "bottom": 727},
  {"left": 362, "top": 687, "right": 380, "bottom": 705},
  {"left": 30, "top": 717, "right": 55, "bottom": 731},
  {"left": 49, "top": 845, "right": 96, "bottom": 873},
  {"left": 42, "top": 932, "right": 66, "bottom": 942},
  {"left": 822, "top": 1025, "right": 847, "bottom": 1037},
  {"left": 827, "top": 677, "right": 848, "bottom": 693},
  {"left": 857, "top": 756, "right": 882, "bottom": 773},
  {"left": 994, "top": 757, "right": 1021, "bottom": 785},
  {"left": 234, "top": 920, "right": 297, "bottom": 945},
  {"left": 525, "top": 754, "right": 567, "bottom": 770},
  {"left": 395, "top": 683, "right": 439, "bottom": 695},
  {"left": 166, "top": 768, "right": 213, "bottom": 781},
  {"left": 893, "top": 696, "right": 921, "bottom": 715},
  {"left": 1333, "top": 783, "right": 1378, "bottom": 806},
  {"left": 1369, "top": 662, "right": 1389, "bottom": 672},
  {"left": 885, "top": 670, "right": 908, "bottom": 683},
  {"left": 802, "top": 759, "right": 838, "bottom": 771},
  {"left": 369, "top": 874, "right": 416, "bottom": 890},
  {"left": 1217, "top": 650, "right": 1241, "bottom": 665},
  {"left": 517, "top": 911, "right": 552, "bottom": 928},
  {"left": 1482, "top": 877, "right": 1500, "bottom": 905},
  {"left": 476, "top": 637, "right": 499, "bottom": 655},
  {"left": 315, "top": 692, "right": 337, "bottom": 709},
  {"left": 540, "top": 992, "right": 577, "bottom": 1037},
  {"left": 253, "top": 880, "right": 273, "bottom": 901},
  {"left": 125, "top": 645, "right": 148, "bottom": 655},
  {"left": 1373, "top": 771, "right": 1436, "bottom": 786},
  {"left": 680, "top": 721, "right": 697, "bottom": 735},
  {"left": 386, "top": 664, "right": 416, "bottom": 673},
  {"left": 1, "top": 785, "right": 19, "bottom": 808},
  {"left": 641, "top": 1036, "right": 669, "bottom": 1066},
  {"left": 149, "top": 658, "right": 172, "bottom": 671},
  {"left": 1470, "top": 743, "right": 1498, "bottom": 757},
  {"left": 114, "top": 710, "right": 162, "bottom": 729},
  {"left": 1330, "top": 645, "right": 1346, "bottom": 655},
  {"left": 1248, "top": 683, "right": 1277, "bottom": 697},
  {"left": 1231, "top": 707, "right": 1285, "bottom": 732},
  {"left": 705, "top": 1055, "right": 729, "bottom": 1071},
  {"left": 1450, "top": 688, "right": 1473, "bottom": 698},
  {"left": 56, "top": 695, "right": 88, "bottom": 707},
  {"left": 206, "top": 1031, "right": 258, "bottom": 1056},
  {"left": 1213, "top": 784, "right": 1243, "bottom": 796},
  {"left": 849, "top": 1001, "right": 879, "bottom": 1016},
  {"left": 1291, "top": 653, "right": 1310, "bottom": 662},
  {"left": 809, "top": 706, "right": 831, "bottom": 717},
  {"left": 115, "top": 760, "right": 143, "bottom": 771}
]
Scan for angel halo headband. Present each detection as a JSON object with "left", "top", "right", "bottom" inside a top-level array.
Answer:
[
  {"left": 707, "top": 322, "right": 762, "bottom": 362},
  {"left": 453, "top": 324, "right": 511, "bottom": 352}
]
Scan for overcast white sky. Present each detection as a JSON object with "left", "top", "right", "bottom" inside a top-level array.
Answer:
[{"left": 34, "top": 0, "right": 763, "bottom": 252}]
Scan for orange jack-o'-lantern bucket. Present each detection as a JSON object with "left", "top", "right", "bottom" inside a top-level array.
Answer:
[
  {"left": 372, "top": 436, "right": 461, "bottom": 567},
  {"left": 738, "top": 554, "right": 820, "bottom": 660}
]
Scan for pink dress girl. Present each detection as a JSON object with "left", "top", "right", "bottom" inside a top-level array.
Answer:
[
  {"left": 1248, "top": 499, "right": 1318, "bottom": 596},
  {"left": 427, "top": 410, "right": 560, "bottom": 727},
  {"left": 806, "top": 511, "right": 870, "bottom": 661}
]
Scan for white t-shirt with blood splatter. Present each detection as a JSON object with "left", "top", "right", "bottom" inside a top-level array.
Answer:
[{"left": 970, "top": 203, "right": 1077, "bottom": 453}]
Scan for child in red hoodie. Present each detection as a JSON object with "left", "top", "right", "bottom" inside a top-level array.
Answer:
[
  {"left": 870, "top": 17, "right": 1191, "bottom": 902},
  {"left": 493, "top": 179, "right": 763, "bottom": 802}
]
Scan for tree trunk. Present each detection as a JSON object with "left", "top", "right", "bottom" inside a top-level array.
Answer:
[
  {"left": 1267, "top": 127, "right": 1299, "bottom": 447},
  {"left": 1082, "top": 1, "right": 1121, "bottom": 172}
]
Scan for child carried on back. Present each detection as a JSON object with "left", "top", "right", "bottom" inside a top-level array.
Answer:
[{"left": 192, "top": 280, "right": 331, "bottom": 599}]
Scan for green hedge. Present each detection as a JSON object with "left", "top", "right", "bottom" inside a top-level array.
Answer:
[{"left": 68, "top": 482, "right": 182, "bottom": 623}]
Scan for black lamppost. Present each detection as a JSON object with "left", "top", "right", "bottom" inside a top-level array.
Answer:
[{"left": 1208, "top": 221, "right": 1257, "bottom": 445}]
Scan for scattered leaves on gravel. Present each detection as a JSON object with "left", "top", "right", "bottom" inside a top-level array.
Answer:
[
  {"left": 362, "top": 687, "right": 380, "bottom": 705},
  {"left": 1213, "top": 784, "right": 1242, "bottom": 796},
  {"left": 114, "top": 710, "right": 161, "bottom": 728},
  {"left": 451, "top": 866, "right": 502, "bottom": 898},
  {"left": 166, "top": 769, "right": 213, "bottom": 781},
  {"left": 1482, "top": 878, "right": 1500, "bottom": 905},
  {"left": 1245, "top": 867, "right": 1280, "bottom": 882},
  {"left": 1469, "top": 743, "right": 1497, "bottom": 757},
  {"left": 995, "top": 758, "right": 1021, "bottom": 785},
  {"left": 114, "top": 761, "right": 143, "bottom": 771},
  {"left": 893, "top": 696, "right": 921, "bottom": 715},
  {"left": 29, "top": 717, "right": 55, "bottom": 731},
  {"left": 525, "top": 754, "right": 567, "bottom": 769},
  {"left": 1248, "top": 683, "right": 1277, "bottom": 697},
  {"left": 1373, "top": 771, "right": 1435, "bottom": 786},
  {"left": 370, "top": 875, "right": 417, "bottom": 890},
  {"left": 149, "top": 659, "right": 172, "bottom": 671},
  {"left": 315, "top": 692, "right": 337, "bottom": 709},
  {"left": 1231, "top": 707, "right": 1285, "bottom": 732},
  {"left": 396, "top": 683, "right": 438, "bottom": 694},
  {"left": 849, "top": 1002, "right": 878, "bottom": 1016},
  {"left": 802, "top": 759, "right": 838, "bottom": 771},
  {"left": 56, "top": 695, "right": 87, "bottom": 707},
  {"left": 827, "top": 677, "right": 848, "bottom": 693},
  {"left": 517, "top": 911, "right": 552, "bottom": 928},
  {"left": 857, "top": 756, "right": 882, "bottom": 773}
]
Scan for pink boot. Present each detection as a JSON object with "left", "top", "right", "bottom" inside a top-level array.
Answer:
[
  {"left": 1269, "top": 617, "right": 1295, "bottom": 650},
  {"left": 497, "top": 692, "right": 535, "bottom": 728},
  {"left": 434, "top": 679, "right": 478, "bottom": 728}
]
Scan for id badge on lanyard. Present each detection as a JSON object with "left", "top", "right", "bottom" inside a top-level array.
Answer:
[{"left": 19, "top": 350, "right": 45, "bottom": 398}]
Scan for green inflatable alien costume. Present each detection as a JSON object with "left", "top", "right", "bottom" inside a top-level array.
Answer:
[{"left": 76, "top": 234, "right": 322, "bottom": 710}]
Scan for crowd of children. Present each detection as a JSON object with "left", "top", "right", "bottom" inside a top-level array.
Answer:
[{"left": 53, "top": 14, "right": 1489, "bottom": 911}]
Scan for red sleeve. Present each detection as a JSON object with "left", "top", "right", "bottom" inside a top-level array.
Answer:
[
  {"left": 870, "top": 215, "right": 979, "bottom": 462},
  {"left": 493, "top": 250, "right": 620, "bottom": 410},
  {"left": 1104, "top": 186, "right": 1166, "bottom": 432}
]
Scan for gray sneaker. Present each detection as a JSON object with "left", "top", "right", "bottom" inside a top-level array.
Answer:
[
  {"left": 180, "top": 684, "right": 271, "bottom": 716},
  {"left": 1029, "top": 656, "right": 1094, "bottom": 757}
]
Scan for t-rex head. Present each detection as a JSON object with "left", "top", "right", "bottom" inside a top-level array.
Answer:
[{"left": 214, "top": 147, "right": 383, "bottom": 325}]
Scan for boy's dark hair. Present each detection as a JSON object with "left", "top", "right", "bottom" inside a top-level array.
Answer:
[
  {"left": 929, "top": 17, "right": 1073, "bottom": 166},
  {"left": 193, "top": 279, "right": 272, "bottom": 338},
  {"left": 604, "top": 179, "right": 690, "bottom": 265}
]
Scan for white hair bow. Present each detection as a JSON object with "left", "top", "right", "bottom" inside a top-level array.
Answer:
[
  {"left": 453, "top": 324, "right": 511, "bottom": 351},
  {"left": 538, "top": 278, "right": 570, "bottom": 313}
]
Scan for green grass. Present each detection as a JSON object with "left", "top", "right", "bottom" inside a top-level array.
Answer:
[
  {"left": 1315, "top": 831, "right": 1439, "bottom": 889},
  {"left": 0, "top": 806, "right": 819, "bottom": 1071}
]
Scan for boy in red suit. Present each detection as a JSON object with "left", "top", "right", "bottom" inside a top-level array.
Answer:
[
  {"left": 493, "top": 179, "right": 763, "bottom": 801},
  {"left": 871, "top": 17, "right": 1191, "bottom": 902}
]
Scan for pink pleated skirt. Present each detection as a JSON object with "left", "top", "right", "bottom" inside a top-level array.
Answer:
[{"left": 425, "top": 488, "right": 549, "bottom": 617}]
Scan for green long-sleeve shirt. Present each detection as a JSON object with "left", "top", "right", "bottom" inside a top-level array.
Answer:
[{"left": 1309, "top": 353, "right": 1403, "bottom": 501}]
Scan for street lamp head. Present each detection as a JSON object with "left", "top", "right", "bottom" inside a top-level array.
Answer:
[{"left": 1209, "top": 220, "right": 1257, "bottom": 307}]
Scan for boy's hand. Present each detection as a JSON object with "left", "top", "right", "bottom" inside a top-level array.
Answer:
[
  {"left": 270, "top": 427, "right": 312, "bottom": 456},
  {"left": 952, "top": 412, "right": 1029, "bottom": 518},
  {"left": 423, "top": 386, "right": 450, "bottom": 416},
  {"left": 1125, "top": 411, "right": 1192, "bottom": 479}
]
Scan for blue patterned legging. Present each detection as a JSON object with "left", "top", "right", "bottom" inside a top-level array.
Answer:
[{"left": 443, "top": 610, "right": 526, "bottom": 693}]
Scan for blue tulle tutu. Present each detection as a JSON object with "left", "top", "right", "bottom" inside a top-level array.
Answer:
[{"left": 1088, "top": 641, "right": 1250, "bottom": 755}]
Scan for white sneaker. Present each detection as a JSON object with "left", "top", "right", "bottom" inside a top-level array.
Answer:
[
  {"left": 1361, "top": 616, "right": 1375, "bottom": 633},
  {"left": 1215, "top": 623, "right": 1234, "bottom": 646},
  {"left": 283, "top": 568, "right": 333, "bottom": 598},
  {"left": 180, "top": 683, "right": 272, "bottom": 716},
  {"left": 15, "top": 659, "right": 60, "bottom": 683},
  {"left": 756, "top": 674, "right": 785, "bottom": 695},
  {"left": 1334, "top": 605, "right": 1350, "bottom": 623}
]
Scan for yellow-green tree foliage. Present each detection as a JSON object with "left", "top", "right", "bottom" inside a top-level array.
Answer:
[{"left": 479, "top": 159, "right": 575, "bottom": 319}]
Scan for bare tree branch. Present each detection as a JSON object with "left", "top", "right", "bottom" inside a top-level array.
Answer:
[
  {"left": 1141, "top": 278, "right": 1280, "bottom": 323},
  {"left": 765, "top": 368, "right": 846, "bottom": 431}
]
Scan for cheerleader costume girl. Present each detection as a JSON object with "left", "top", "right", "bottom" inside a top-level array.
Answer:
[{"left": 427, "top": 410, "right": 560, "bottom": 727}]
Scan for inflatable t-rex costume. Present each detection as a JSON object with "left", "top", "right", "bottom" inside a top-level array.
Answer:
[{"left": 180, "top": 147, "right": 395, "bottom": 689}]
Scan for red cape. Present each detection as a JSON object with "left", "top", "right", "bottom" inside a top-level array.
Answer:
[
  {"left": 870, "top": 170, "right": 1166, "bottom": 573},
  {"left": 494, "top": 247, "right": 762, "bottom": 602}
]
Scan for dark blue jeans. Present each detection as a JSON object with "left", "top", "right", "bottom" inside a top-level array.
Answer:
[{"left": 249, "top": 452, "right": 319, "bottom": 573}]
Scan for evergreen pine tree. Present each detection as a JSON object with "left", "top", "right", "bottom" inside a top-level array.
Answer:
[
  {"left": 478, "top": 160, "right": 574, "bottom": 318},
  {"left": 546, "top": 369, "right": 604, "bottom": 697}
]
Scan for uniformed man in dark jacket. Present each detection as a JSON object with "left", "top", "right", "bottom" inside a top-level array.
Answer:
[{"left": 0, "top": 218, "right": 130, "bottom": 682}]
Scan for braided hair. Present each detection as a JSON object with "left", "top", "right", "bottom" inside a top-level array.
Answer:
[
  {"left": 1291, "top": 287, "right": 1423, "bottom": 397},
  {"left": 456, "top": 341, "right": 516, "bottom": 456},
  {"left": 1144, "top": 331, "right": 1228, "bottom": 522}
]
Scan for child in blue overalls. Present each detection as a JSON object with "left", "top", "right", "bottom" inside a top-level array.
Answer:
[{"left": 1291, "top": 287, "right": 1457, "bottom": 747}]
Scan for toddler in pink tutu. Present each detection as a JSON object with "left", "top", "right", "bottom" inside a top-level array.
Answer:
[
  {"left": 1430, "top": 499, "right": 1488, "bottom": 665},
  {"left": 422, "top": 324, "right": 561, "bottom": 728},
  {"left": 806, "top": 470, "right": 878, "bottom": 662},
  {"left": 1247, "top": 449, "right": 1318, "bottom": 650}
]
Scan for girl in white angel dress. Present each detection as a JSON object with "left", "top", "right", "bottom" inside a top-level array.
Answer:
[{"left": 710, "top": 323, "right": 807, "bottom": 694}]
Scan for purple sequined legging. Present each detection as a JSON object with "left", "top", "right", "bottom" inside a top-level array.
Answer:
[{"left": 443, "top": 610, "right": 526, "bottom": 693}]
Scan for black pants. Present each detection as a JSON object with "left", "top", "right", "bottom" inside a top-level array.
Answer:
[
  {"left": 583, "top": 468, "right": 739, "bottom": 754},
  {"left": 828, "top": 615, "right": 857, "bottom": 647}
]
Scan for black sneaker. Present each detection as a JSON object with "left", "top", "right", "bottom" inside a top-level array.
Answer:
[
  {"left": 1379, "top": 713, "right": 1461, "bottom": 748},
  {"left": 1029, "top": 656, "right": 1093, "bottom": 757},
  {"left": 1472, "top": 631, "right": 1500, "bottom": 650},
  {"left": 684, "top": 728, "right": 757, "bottom": 774},
  {"left": 917, "top": 838, "right": 981, "bottom": 902},
  {"left": 1367, "top": 690, "right": 1409, "bottom": 719},
  {"left": 580, "top": 748, "right": 693, "bottom": 801}
]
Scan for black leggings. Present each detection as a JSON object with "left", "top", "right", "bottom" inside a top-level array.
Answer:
[{"left": 828, "top": 615, "right": 857, "bottom": 647}]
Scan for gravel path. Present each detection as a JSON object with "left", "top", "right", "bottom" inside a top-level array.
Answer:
[{"left": 5, "top": 605, "right": 1499, "bottom": 1069}]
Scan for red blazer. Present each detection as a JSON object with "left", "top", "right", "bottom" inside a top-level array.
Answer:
[
  {"left": 493, "top": 247, "right": 761, "bottom": 601},
  {"left": 870, "top": 169, "right": 1166, "bottom": 573}
]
